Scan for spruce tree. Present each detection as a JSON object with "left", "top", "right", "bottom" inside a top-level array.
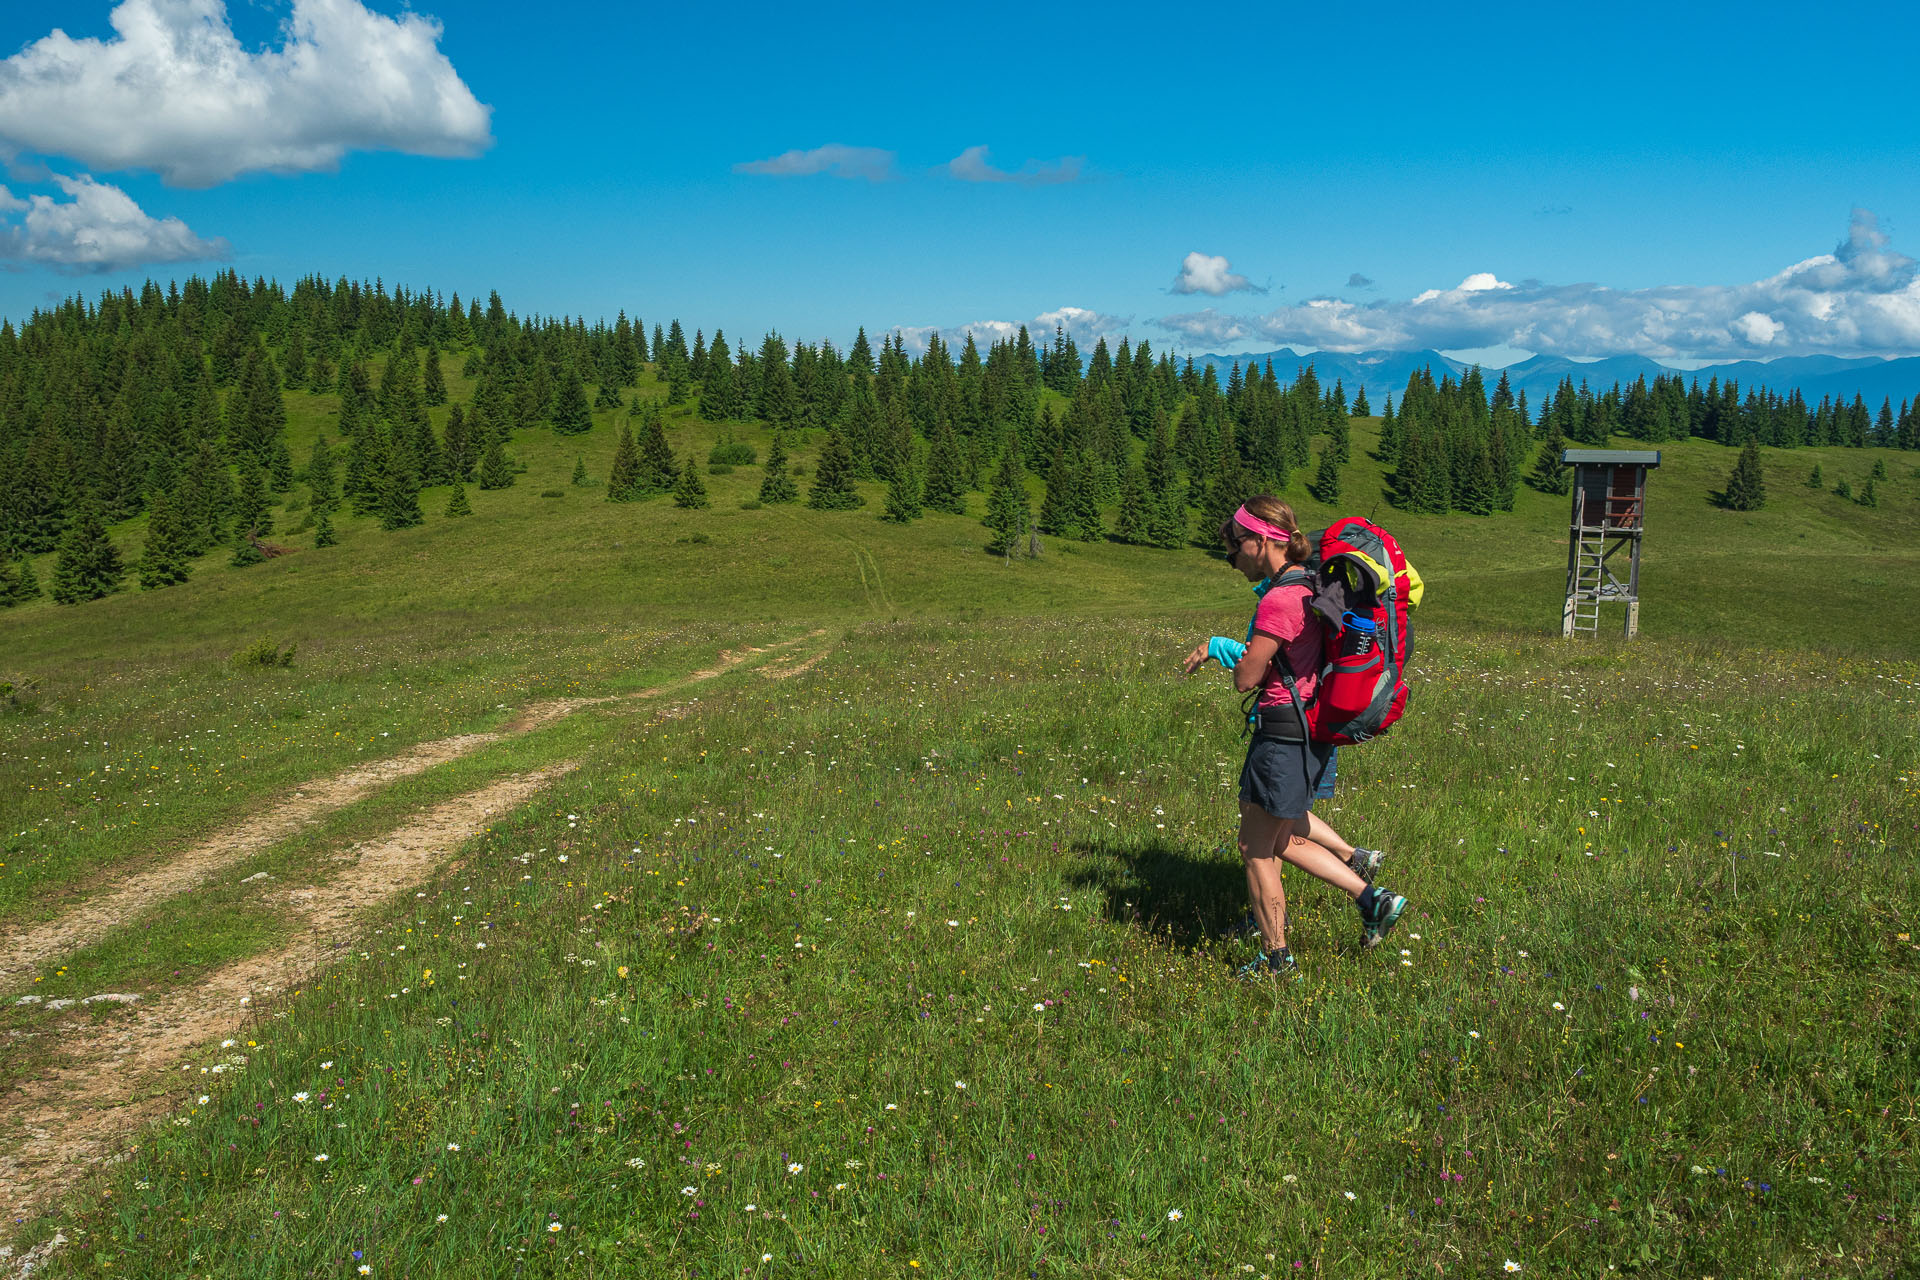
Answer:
[
  {"left": 665, "top": 354, "right": 692, "bottom": 406},
  {"left": 0, "top": 559, "right": 27, "bottom": 607},
  {"left": 672, "top": 456, "right": 711, "bottom": 509},
  {"left": 1528, "top": 419, "right": 1570, "bottom": 494},
  {"left": 1067, "top": 458, "right": 1105, "bottom": 542},
  {"left": 1459, "top": 441, "right": 1497, "bottom": 515},
  {"left": 423, "top": 344, "right": 448, "bottom": 405},
  {"left": 1377, "top": 395, "right": 1399, "bottom": 465},
  {"left": 1, "top": 549, "right": 46, "bottom": 605},
  {"left": 1722, "top": 436, "right": 1766, "bottom": 511},
  {"left": 1859, "top": 477, "right": 1879, "bottom": 508},
  {"left": 268, "top": 435, "right": 295, "bottom": 492},
  {"left": 807, "top": 429, "right": 863, "bottom": 510},
  {"left": 283, "top": 327, "right": 308, "bottom": 389},
  {"left": 478, "top": 436, "right": 515, "bottom": 490},
  {"left": 1326, "top": 403, "right": 1351, "bottom": 464},
  {"left": 307, "top": 435, "right": 338, "bottom": 518},
  {"left": 758, "top": 432, "right": 798, "bottom": 504},
  {"left": 1205, "top": 423, "right": 1256, "bottom": 539},
  {"left": 1806, "top": 463, "right": 1823, "bottom": 488},
  {"left": 1310, "top": 446, "right": 1343, "bottom": 505},
  {"left": 607, "top": 423, "right": 642, "bottom": 501},
  {"left": 1490, "top": 409, "right": 1522, "bottom": 510},
  {"left": 137, "top": 489, "right": 192, "bottom": 590},
  {"left": 1116, "top": 464, "right": 1153, "bottom": 545},
  {"left": 1038, "top": 446, "right": 1079, "bottom": 538},
  {"left": 443, "top": 405, "right": 476, "bottom": 482},
  {"left": 572, "top": 455, "right": 589, "bottom": 487},
  {"left": 699, "top": 331, "right": 736, "bottom": 421},
  {"left": 378, "top": 444, "right": 425, "bottom": 530},
  {"left": 52, "top": 503, "right": 124, "bottom": 603},
  {"left": 313, "top": 511, "right": 338, "bottom": 547},
  {"left": 1406, "top": 426, "right": 1454, "bottom": 514},
  {"left": 233, "top": 455, "right": 274, "bottom": 541},
  {"left": 637, "top": 407, "right": 679, "bottom": 493},
  {"left": 1834, "top": 476, "right": 1854, "bottom": 500},
  {"left": 922, "top": 422, "right": 967, "bottom": 515},
  {"left": 551, "top": 367, "right": 593, "bottom": 435},
  {"left": 345, "top": 421, "right": 384, "bottom": 515},
  {"left": 881, "top": 457, "right": 923, "bottom": 523},
  {"left": 1352, "top": 387, "right": 1370, "bottom": 417},
  {"left": 444, "top": 484, "right": 473, "bottom": 518},
  {"left": 181, "top": 441, "right": 233, "bottom": 552},
  {"left": 1141, "top": 413, "right": 1186, "bottom": 549},
  {"left": 982, "top": 437, "right": 1031, "bottom": 557}
]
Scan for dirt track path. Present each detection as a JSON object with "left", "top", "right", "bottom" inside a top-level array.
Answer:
[
  {"left": 0, "top": 632, "right": 836, "bottom": 1243},
  {"left": 0, "top": 762, "right": 576, "bottom": 1227},
  {"left": 0, "top": 631, "right": 826, "bottom": 986}
]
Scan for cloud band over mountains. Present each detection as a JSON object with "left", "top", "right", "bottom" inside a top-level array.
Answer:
[
  {"left": 1158, "top": 211, "right": 1920, "bottom": 359},
  {"left": 894, "top": 306, "right": 1132, "bottom": 356}
]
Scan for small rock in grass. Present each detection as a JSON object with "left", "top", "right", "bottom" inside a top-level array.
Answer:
[{"left": 81, "top": 993, "right": 141, "bottom": 1006}]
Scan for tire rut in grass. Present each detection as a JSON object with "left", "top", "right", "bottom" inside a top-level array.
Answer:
[
  {"left": 0, "top": 761, "right": 578, "bottom": 1229},
  {"left": 0, "top": 631, "right": 828, "bottom": 987},
  {"left": 0, "top": 632, "right": 838, "bottom": 1237}
]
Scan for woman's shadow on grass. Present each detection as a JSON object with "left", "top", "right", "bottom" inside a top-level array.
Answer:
[{"left": 1067, "top": 838, "right": 1246, "bottom": 953}]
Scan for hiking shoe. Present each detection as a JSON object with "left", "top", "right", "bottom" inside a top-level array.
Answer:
[
  {"left": 1358, "top": 888, "right": 1408, "bottom": 949},
  {"left": 1267, "top": 948, "right": 1301, "bottom": 984},
  {"left": 1236, "top": 949, "right": 1302, "bottom": 984},
  {"left": 1235, "top": 951, "right": 1270, "bottom": 981},
  {"left": 1348, "top": 847, "right": 1385, "bottom": 882}
]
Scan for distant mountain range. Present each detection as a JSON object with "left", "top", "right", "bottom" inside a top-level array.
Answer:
[{"left": 1191, "top": 348, "right": 1920, "bottom": 410}]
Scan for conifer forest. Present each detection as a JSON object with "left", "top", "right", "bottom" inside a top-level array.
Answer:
[{"left": 2, "top": 272, "right": 1917, "bottom": 607}]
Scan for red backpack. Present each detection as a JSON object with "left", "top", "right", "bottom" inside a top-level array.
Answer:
[{"left": 1268, "top": 517, "right": 1424, "bottom": 745}]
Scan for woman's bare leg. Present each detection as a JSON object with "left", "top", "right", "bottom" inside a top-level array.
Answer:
[
  {"left": 1304, "top": 812, "right": 1354, "bottom": 858},
  {"left": 1280, "top": 832, "right": 1366, "bottom": 897},
  {"left": 1237, "top": 801, "right": 1293, "bottom": 953}
]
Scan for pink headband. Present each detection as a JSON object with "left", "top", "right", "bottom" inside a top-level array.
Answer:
[{"left": 1233, "top": 505, "right": 1295, "bottom": 543}]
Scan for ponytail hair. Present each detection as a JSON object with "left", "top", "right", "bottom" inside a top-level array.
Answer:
[{"left": 1236, "top": 494, "right": 1310, "bottom": 564}]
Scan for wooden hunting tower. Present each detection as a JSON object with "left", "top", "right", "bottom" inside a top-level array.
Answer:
[{"left": 1561, "top": 449, "right": 1660, "bottom": 639}]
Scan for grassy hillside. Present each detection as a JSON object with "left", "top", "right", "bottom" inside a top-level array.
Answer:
[
  {"left": 4, "top": 353, "right": 1917, "bottom": 666},
  {"left": 0, "top": 359, "right": 1915, "bottom": 1277}
]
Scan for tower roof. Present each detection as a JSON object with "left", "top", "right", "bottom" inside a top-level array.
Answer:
[{"left": 1561, "top": 449, "right": 1661, "bottom": 467}]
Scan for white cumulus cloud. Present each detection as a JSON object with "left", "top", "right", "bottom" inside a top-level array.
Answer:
[
  {"left": 1171, "top": 251, "right": 1263, "bottom": 296},
  {"left": 0, "top": 172, "right": 227, "bottom": 273},
  {"left": 946, "top": 146, "right": 1084, "bottom": 187},
  {"left": 0, "top": 0, "right": 492, "bottom": 188},
  {"left": 734, "top": 144, "right": 896, "bottom": 181},
  {"left": 894, "top": 306, "right": 1132, "bottom": 356},
  {"left": 1155, "top": 211, "right": 1920, "bottom": 359}
]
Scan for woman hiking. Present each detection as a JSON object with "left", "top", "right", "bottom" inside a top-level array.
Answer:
[{"left": 1182, "top": 496, "right": 1409, "bottom": 980}]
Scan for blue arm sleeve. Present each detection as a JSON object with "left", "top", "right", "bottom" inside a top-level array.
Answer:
[{"left": 1206, "top": 636, "right": 1247, "bottom": 668}]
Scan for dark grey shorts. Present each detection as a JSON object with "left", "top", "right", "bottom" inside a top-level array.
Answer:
[{"left": 1239, "top": 735, "right": 1337, "bottom": 821}]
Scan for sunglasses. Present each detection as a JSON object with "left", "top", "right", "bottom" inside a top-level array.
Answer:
[{"left": 1219, "top": 520, "right": 1260, "bottom": 561}]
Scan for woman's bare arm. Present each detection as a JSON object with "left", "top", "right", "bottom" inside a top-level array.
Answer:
[{"left": 1233, "top": 633, "right": 1281, "bottom": 694}]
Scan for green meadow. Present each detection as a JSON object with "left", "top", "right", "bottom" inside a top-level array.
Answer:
[{"left": 1, "top": 362, "right": 1916, "bottom": 1277}]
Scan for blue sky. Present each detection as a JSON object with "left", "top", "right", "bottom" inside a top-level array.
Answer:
[{"left": 0, "top": 0, "right": 1916, "bottom": 363}]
